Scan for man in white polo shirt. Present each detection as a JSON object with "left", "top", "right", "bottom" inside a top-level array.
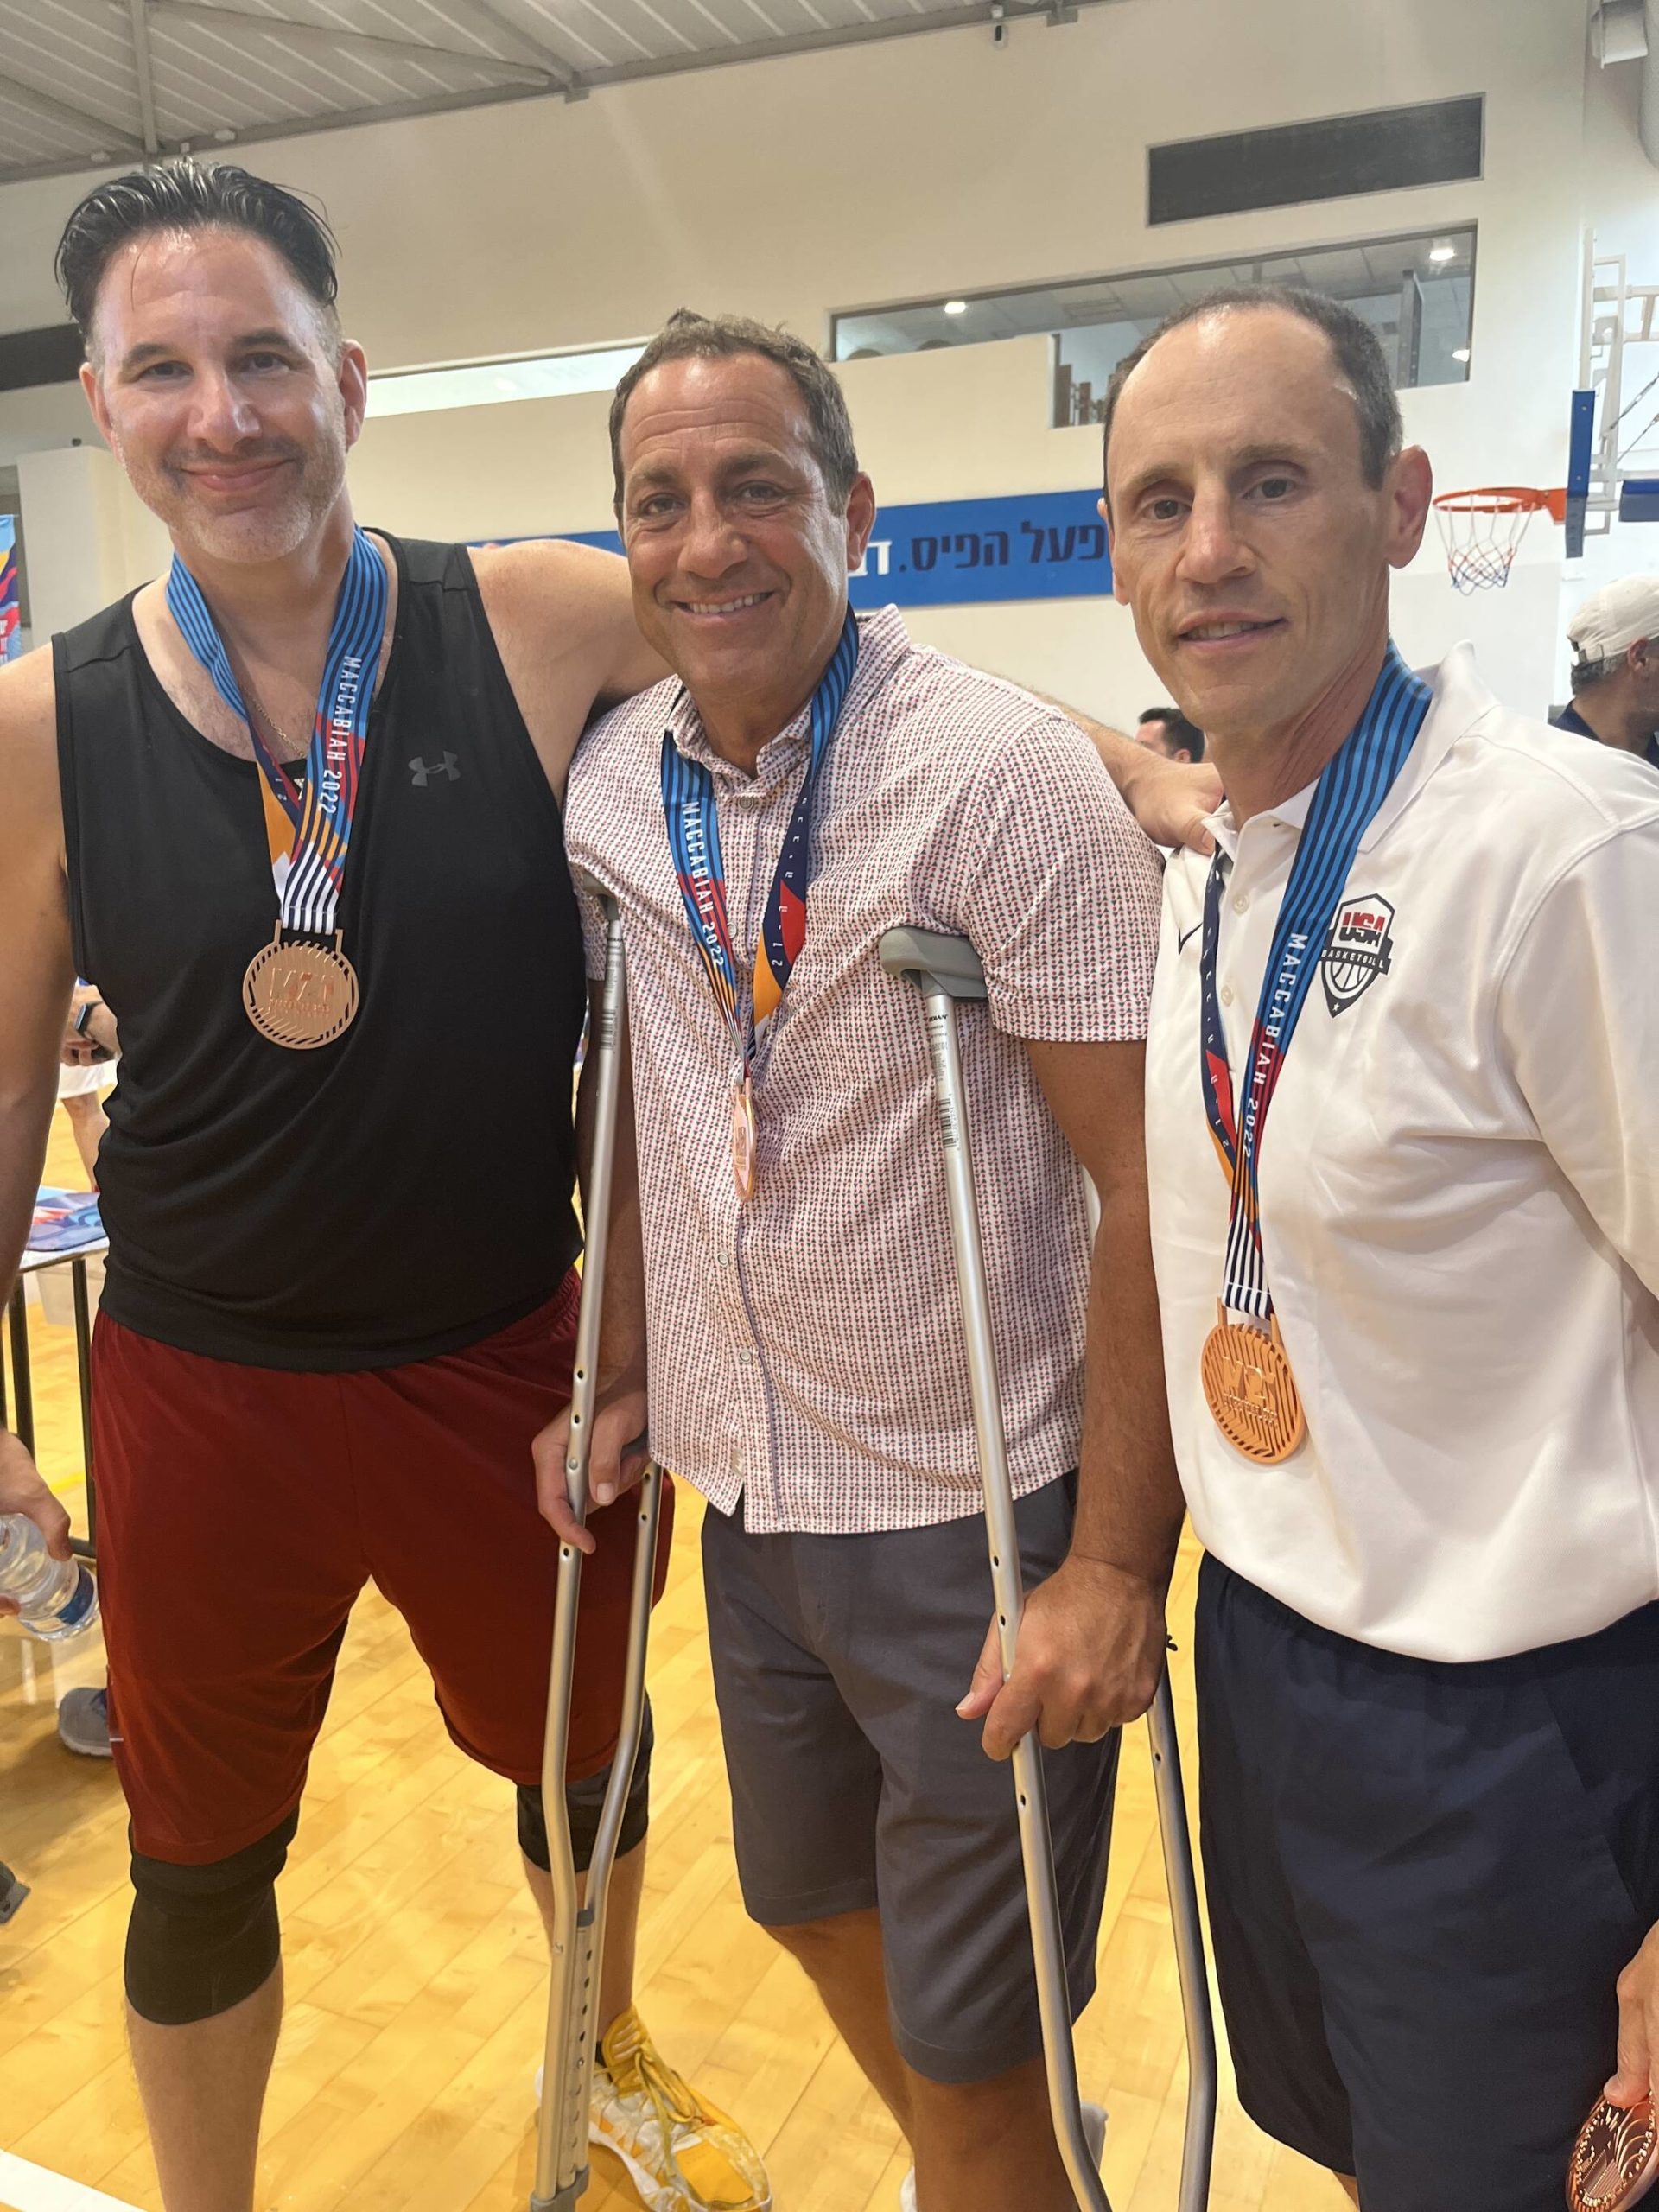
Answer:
[{"left": 1100, "top": 283, "right": 1659, "bottom": 2209}]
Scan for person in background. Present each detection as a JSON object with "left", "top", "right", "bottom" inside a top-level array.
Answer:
[
  {"left": 57, "top": 982, "right": 118, "bottom": 1185},
  {"left": 1133, "top": 703, "right": 1205, "bottom": 762},
  {"left": 1553, "top": 575, "right": 1659, "bottom": 768}
]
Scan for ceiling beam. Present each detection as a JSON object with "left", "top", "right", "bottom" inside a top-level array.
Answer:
[
  {"left": 0, "top": 0, "right": 1124, "bottom": 187},
  {"left": 568, "top": 0, "right": 1116, "bottom": 92},
  {"left": 130, "top": 0, "right": 162, "bottom": 154},
  {"left": 0, "top": 67, "right": 147, "bottom": 156},
  {"left": 465, "top": 0, "right": 582, "bottom": 97},
  {"left": 147, "top": 1, "right": 552, "bottom": 86}
]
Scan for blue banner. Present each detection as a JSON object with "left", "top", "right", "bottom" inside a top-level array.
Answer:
[
  {"left": 0, "top": 517, "right": 18, "bottom": 661},
  {"left": 553, "top": 487, "right": 1111, "bottom": 608}
]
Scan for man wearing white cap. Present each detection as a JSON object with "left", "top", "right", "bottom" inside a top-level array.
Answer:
[{"left": 1554, "top": 575, "right": 1659, "bottom": 768}]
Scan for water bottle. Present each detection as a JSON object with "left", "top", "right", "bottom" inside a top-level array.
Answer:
[{"left": 0, "top": 1514, "right": 99, "bottom": 1642}]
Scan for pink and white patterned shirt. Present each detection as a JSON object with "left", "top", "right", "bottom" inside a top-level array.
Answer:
[{"left": 564, "top": 606, "right": 1161, "bottom": 1535}]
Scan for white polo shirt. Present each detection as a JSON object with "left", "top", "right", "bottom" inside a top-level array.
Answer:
[{"left": 1147, "top": 644, "right": 1659, "bottom": 1662}]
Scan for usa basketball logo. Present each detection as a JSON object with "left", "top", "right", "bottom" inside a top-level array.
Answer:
[{"left": 1319, "top": 894, "right": 1395, "bottom": 1016}]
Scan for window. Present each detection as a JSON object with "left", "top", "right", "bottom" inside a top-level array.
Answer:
[
  {"left": 365, "top": 342, "right": 645, "bottom": 419},
  {"left": 0, "top": 325, "right": 83, "bottom": 393},
  {"left": 1149, "top": 98, "right": 1484, "bottom": 226},
  {"left": 832, "top": 227, "right": 1476, "bottom": 428}
]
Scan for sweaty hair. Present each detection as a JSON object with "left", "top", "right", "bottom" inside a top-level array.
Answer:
[
  {"left": 1139, "top": 706, "right": 1205, "bottom": 761},
  {"left": 1100, "top": 284, "right": 1403, "bottom": 502},
  {"left": 57, "top": 158, "right": 341, "bottom": 358},
  {"left": 609, "top": 308, "right": 860, "bottom": 511}
]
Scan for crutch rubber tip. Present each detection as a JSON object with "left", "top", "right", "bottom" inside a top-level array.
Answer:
[{"left": 528, "top": 2178, "right": 588, "bottom": 2212}]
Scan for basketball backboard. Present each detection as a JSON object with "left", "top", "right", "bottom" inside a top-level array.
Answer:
[{"left": 1573, "top": 231, "right": 1659, "bottom": 556}]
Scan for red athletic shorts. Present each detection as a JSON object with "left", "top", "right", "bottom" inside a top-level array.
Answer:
[{"left": 90, "top": 1272, "right": 673, "bottom": 1866}]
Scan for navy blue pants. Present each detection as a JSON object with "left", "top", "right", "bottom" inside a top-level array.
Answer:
[{"left": 1196, "top": 1555, "right": 1659, "bottom": 2210}]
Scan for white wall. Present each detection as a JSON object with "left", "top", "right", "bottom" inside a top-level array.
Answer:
[
  {"left": 0, "top": 0, "right": 1633, "bottom": 720},
  {"left": 16, "top": 444, "right": 168, "bottom": 637}
]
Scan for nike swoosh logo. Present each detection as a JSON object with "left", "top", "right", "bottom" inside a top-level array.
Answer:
[{"left": 1178, "top": 922, "right": 1203, "bottom": 953}]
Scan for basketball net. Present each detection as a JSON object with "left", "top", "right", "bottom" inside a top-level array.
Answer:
[{"left": 1433, "top": 486, "right": 1565, "bottom": 594}]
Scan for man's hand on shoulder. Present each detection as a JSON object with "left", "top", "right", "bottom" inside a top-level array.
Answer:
[
  {"left": 1114, "top": 746, "right": 1223, "bottom": 855},
  {"left": 472, "top": 539, "right": 671, "bottom": 798},
  {"left": 1024, "top": 683, "right": 1221, "bottom": 855}
]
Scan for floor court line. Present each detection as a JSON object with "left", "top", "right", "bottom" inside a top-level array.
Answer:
[{"left": 0, "top": 2152, "right": 143, "bottom": 2212}]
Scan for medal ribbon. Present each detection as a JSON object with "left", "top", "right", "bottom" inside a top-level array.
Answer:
[
  {"left": 166, "top": 528, "right": 388, "bottom": 937},
  {"left": 660, "top": 609, "right": 860, "bottom": 1077},
  {"left": 1199, "top": 643, "right": 1432, "bottom": 1322}
]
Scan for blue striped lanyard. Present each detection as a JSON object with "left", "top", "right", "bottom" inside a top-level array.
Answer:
[
  {"left": 660, "top": 610, "right": 860, "bottom": 1078},
  {"left": 1198, "top": 644, "right": 1432, "bottom": 1321},
  {"left": 167, "top": 527, "right": 388, "bottom": 940}
]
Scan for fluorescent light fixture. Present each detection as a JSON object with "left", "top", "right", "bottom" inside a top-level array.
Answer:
[
  {"left": 1428, "top": 242, "right": 1457, "bottom": 264},
  {"left": 366, "top": 343, "right": 647, "bottom": 420},
  {"left": 944, "top": 299, "right": 969, "bottom": 315},
  {"left": 1452, "top": 346, "right": 1471, "bottom": 362}
]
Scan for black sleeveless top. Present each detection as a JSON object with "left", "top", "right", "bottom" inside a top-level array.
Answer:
[{"left": 54, "top": 535, "right": 586, "bottom": 1370}]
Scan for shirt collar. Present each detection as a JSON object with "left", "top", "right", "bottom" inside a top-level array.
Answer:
[
  {"left": 1201, "top": 641, "right": 1487, "bottom": 862},
  {"left": 664, "top": 605, "right": 912, "bottom": 790}
]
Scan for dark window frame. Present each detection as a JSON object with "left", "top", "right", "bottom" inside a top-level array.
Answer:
[{"left": 1147, "top": 96, "right": 1484, "bottom": 226}]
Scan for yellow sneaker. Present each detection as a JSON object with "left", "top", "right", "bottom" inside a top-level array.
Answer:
[{"left": 588, "top": 2005, "right": 771, "bottom": 2212}]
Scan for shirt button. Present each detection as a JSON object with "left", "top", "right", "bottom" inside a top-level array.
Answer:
[
  {"left": 736, "top": 1347, "right": 755, "bottom": 1366},
  {"left": 1232, "top": 892, "right": 1249, "bottom": 914},
  {"left": 1220, "top": 983, "right": 1235, "bottom": 1006}
]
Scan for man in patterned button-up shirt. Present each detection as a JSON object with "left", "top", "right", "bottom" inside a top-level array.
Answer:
[{"left": 545, "top": 312, "right": 1185, "bottom": 2212}]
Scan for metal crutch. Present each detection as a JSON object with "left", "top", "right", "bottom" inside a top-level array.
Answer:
[
  {"left": 532, "top": 880, "right": 664, "bottom": 2212},
  {"left": 879, "top": 926, "right": 1217, "bottom": 2212}
]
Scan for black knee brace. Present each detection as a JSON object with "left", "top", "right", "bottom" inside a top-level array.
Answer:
[
  {"left": 125, "top": 1811, "right": 297, "bottom": 2027},
  {"left": 518, "top": 1699, "right": 654, "bottom": 1876}
]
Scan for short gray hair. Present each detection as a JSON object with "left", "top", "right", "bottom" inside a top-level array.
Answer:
[{"left": 610, "top": 308, "right": 860, "bottom": 511}]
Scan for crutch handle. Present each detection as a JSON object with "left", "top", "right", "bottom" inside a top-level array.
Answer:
[{"left": 878, "top": 926, "right": 988, "bottom": 1001}]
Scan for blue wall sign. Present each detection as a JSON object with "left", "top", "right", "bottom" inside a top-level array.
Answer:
[{"left": 552, "top": 486, "right": 1111, "bottom": 608}]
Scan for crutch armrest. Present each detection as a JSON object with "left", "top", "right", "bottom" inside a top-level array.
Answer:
[
  {"left": 572, "top": 868, "right": 620, "bottom": 920},
  {"left": 878, "top": 927, "right": 988, "bottom": 1001}
]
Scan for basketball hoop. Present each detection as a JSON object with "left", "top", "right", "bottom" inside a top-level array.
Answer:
[{"left": 1433, "top": 486, "right": 1567, "bottom": 594}]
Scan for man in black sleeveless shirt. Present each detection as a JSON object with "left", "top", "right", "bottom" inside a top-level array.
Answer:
[
  {"left": 0, "top": 162, "right": 772, "bottom": 2212},
  {"left": 0, "top": 163, "right": 1216, "bottom": 2212}
]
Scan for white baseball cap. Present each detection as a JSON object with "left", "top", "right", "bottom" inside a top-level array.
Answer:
[{"left": 1567, "top": 575, "right": 1659, "bottom": 666}]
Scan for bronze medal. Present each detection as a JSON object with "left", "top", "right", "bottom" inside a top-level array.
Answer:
[
  {"left": 1569, "top": 2097, "right": 1659, "bottom": 2211},
  {"left": 731, "top": 1076, "right": 757, "bottom": 1203},
  {"left": 242, "top": 925, "right": 359, "bottom": 1050},
  {"left": 1200, "top": 1301, "right": 1306, "bottom": 1465}
]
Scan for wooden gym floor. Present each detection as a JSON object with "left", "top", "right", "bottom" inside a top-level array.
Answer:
[{"left": 0, "top": 1116, "right": 1344, "bottom": 2212}]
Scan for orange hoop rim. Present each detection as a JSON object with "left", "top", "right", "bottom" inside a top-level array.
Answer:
[{"left": 1433, "top": 485, "right": 1567, "bottom": 522}]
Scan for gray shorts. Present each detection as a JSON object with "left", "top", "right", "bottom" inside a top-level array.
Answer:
[{"left": 701, "top": 1472, "right": 1119, "bottom": 2084}]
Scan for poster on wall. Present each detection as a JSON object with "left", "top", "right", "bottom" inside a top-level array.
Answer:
[
  {"left": 544, "top": 487, "right": 1112, "bottom": 608},
  {"left": 0, "top": 518, "right": 18, "bottom": 662}
]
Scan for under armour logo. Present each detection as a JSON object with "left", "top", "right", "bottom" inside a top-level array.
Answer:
[{"left": 410, "top": 753, "right": 460, "bottom": 786}]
